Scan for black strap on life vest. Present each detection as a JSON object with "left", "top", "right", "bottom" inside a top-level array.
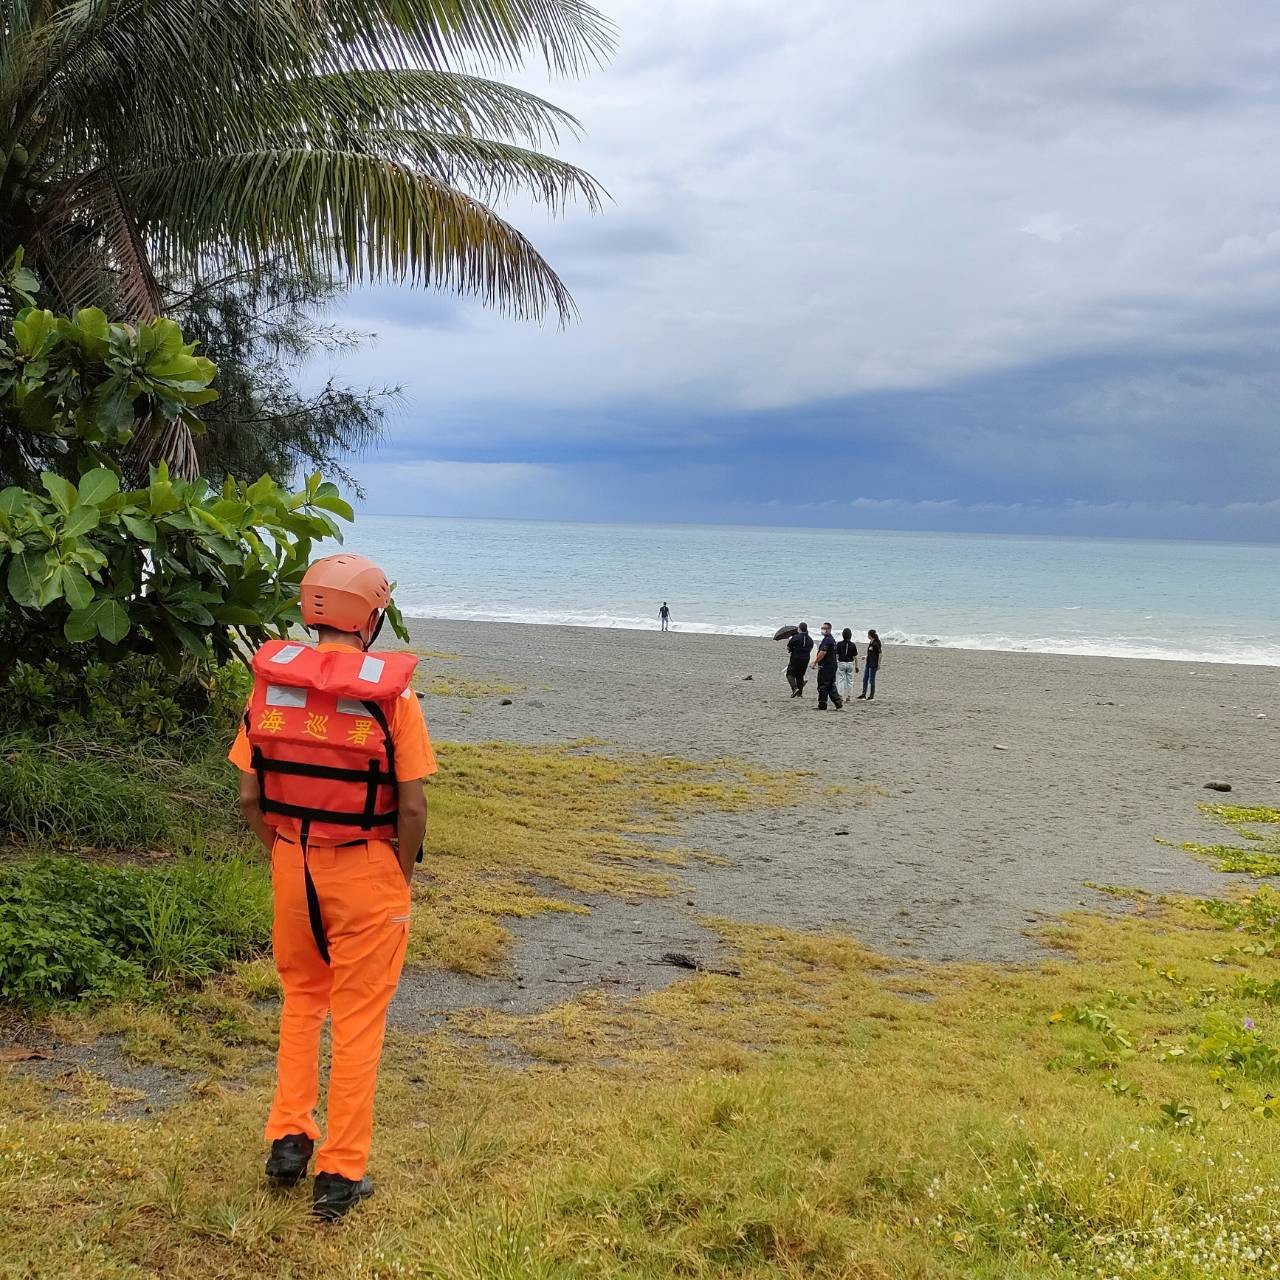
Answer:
[{"left": 298, "top": 819, "right": 331, "bottom": 965}]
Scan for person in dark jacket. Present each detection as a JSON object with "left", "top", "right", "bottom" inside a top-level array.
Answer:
[
  {"left": 859, "top": 628, "right": 882, "bottom": 700},
  {"left": 810, "top": 621, "right": 843, "bottom": 709},
  {"left": 834, "top": 628, "right": 859, "bottom": 703},
  {"left": 785, "top": 623, "right": 812, "bottom": 698}
]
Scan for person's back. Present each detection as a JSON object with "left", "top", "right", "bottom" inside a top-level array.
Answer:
[
  {"left": 230, "top": 554, "right": 436, "bottom": 1219},
  {"left": 659, "top": 601, "right": 670, "bottom": 631}
]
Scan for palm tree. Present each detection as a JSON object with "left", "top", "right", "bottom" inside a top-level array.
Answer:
[{"left": 0, "top": 0, "right": 610, "bottom": 473}]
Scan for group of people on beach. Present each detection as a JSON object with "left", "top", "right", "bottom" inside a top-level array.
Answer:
[
  {"left": 786, "top": 622, "right": 882, "bottom": 710},
  {"left": 659, "top": 603, "right": 882, "bottom": 711}
]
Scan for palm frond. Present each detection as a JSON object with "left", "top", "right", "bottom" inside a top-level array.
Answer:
[
  {"left": 2, "top": 0, "right": 611, "bottom": 323},
  {"left": 345, "top": 130, "right": 606, "bottom": 212},
  {"left": 295, "top": 0, "right": 615, "bottom": 74},
  {"left": 28, "top": 167, "right": 162, "bottom": 318},
  {"left": 259, "top": 69, "right": 586, "bottom": 147},
  {"left": 126, "top": 148, "right": 576, "bottom": 322},
  {"left": 125, "top": 416, "right": 200, "bottom": 483}
]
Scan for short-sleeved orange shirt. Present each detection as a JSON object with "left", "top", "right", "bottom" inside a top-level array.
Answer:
[{"left": 227, "top": 642, "right": 437, "bottom": 782}]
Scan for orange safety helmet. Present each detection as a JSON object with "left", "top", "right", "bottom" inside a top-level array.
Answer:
[{"left": 299, "top": 554, "right": 390, "bottom": 636}]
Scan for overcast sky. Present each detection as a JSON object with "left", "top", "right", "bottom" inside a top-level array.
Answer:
[{"left": 331, "top": 0, "right": 1280, "bottom": 540}]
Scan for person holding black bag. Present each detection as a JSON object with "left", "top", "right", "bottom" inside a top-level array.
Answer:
[{"left": 785, "top": 622, "right": 813, "bottom": 698}]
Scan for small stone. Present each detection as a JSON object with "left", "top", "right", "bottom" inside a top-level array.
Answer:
[
  {"left": 993, "top": 744, "right": 1009, "bottom": 751},
  {"left": 1204, "top": 781, "right": 1232, "bottom": 792},
  {"left": 500, "top": 698, "right": 513, "bottom": 706},
  {"left": 834, "top": 828, "right": 850, "bottom": 835},
  {"left": 1257, "top": 713, "right": 1267, "bottom": 719},
  {"left": 742, "top": 674, "right": 753, "bottom": 681}
]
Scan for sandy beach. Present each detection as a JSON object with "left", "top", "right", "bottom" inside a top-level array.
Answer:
[{"left": 407, "top": 619, "right": 1280, "bottom": 965}]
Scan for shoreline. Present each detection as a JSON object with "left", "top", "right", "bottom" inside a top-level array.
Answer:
[
  {"left": 399, "top": 610, "right": 1280, "bottom": 669},
  {"left": 406, "top": 617, "right": 1279, "bottom": 964}
]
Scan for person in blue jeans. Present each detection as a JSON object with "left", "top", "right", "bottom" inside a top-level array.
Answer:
[{"left": 858, "top": 628, "right": 882, "bottom": 700}]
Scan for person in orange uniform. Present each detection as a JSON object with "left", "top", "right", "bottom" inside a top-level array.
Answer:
[{"left": 228, "top": 554, "right": 435, "bottom": 1219}]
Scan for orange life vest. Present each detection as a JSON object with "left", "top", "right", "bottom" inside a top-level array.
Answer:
[{"left": 245, "top": 639, "right": 419, "bottom": 845}]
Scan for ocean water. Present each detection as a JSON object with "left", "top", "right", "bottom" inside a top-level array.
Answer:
[{"left": 344, "top": 516, "right": 1280, "bottom": 666}]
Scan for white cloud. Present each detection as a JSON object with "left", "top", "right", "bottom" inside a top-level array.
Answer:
[{"left": 305, "top": 0, "right": 1280, "bottom": 531}]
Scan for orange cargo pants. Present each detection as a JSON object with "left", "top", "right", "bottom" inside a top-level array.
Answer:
[{"left": 265, "top": 836, "right": 410, "bottom": 1181}]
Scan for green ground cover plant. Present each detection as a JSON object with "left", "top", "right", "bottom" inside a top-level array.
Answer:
[
  {"left": 1179, "top": 803, "right": 1280, "bottom": 879},
  {"left": 0, "top": 853, "right": 270, "bottom": 1004}
]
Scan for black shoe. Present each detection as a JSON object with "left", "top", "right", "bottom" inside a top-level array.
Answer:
[
  {"left": 856, "top": 694, "right": 866, "bottom": 700},
  {"left": 265, "top": 1134, "right": 313, "bottom": 1187},
  {"left": 313, "top": 1172, "right": 375, "bottom": 1220}
]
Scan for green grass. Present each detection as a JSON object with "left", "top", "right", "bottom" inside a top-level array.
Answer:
[
  {"left": 10, "top": 732, "right": 1280, "bottom": 1275},
  {"left": 0, "top": 735, "right": 237, "bottom": 852},
  {"left": 423, "top": 675, "right": 525, "bottom": 699},
  {"left": 8, "top": 879, "right": 1280, "bottom": 1277},
  {"left": 412, "top": 741, "right": 808, "bottom": 975}
]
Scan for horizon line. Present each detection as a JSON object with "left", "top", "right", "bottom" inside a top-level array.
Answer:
[{"left": 349, "top": 510, "right": 1280, "bottom": 550}]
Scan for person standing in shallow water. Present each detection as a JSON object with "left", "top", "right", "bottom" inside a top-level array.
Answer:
[
  {"left": 859, "top": 628, "right": 882, "bottom": 700},
  {"left": 835, "top": 627, "right": 859, "bottom": 704},
  {"left": 659, "top": 602, "right": 670, "bottom": 631},
  {"left": 785, "top": 622, "right": 812, "bottom": 698},
  {"left": 810, "top": 621, "right": 843, "bottom": 710}
]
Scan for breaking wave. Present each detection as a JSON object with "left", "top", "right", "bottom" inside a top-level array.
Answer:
[{"left": 398, "top": 606, "right": 1280, "bottom": 666}]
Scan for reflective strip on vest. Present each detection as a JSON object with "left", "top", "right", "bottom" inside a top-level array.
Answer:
[
  {"left": 358, "top": 655, "right": 385, "bottom": 683},
  {"left": 271, "top": 644, "right": 306, "bottom": 665},
  {"left": 266, "top": 685, "right": 308, "bottom": 708}
]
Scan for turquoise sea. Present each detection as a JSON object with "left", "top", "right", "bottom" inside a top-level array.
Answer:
[{"left": 344, "top": 516, "right": 1280, "bottom": 666}]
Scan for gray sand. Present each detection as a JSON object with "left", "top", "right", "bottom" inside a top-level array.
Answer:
[{"left": 409, "top": 619, "right": 1280, "bottom": 963}]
